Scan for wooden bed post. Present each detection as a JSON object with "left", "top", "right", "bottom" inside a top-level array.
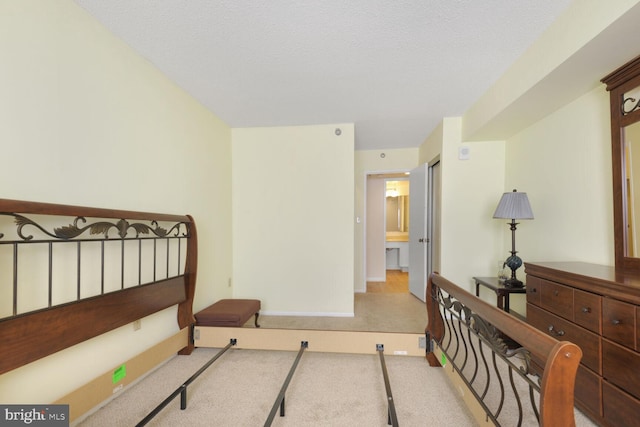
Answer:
[
  {"left": 539, "top": 341, "right": 582, "bottom": 427},
  {"left": 178, "top": 214, "right": 197, "bottom": 355}
]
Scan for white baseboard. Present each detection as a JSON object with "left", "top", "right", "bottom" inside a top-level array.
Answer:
[{"left": 367, "top": 276, "right": 385, "bottom": 282}]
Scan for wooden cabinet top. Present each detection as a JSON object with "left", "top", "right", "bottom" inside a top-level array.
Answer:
[{"left": 525, "top": 261, "right": 640, "bottom": 306}]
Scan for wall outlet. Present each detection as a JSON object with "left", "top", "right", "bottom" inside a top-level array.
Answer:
[
  {"left": 133, "top": 320, "right": 141, "bottom": 331},
  {"left": 418, "top": 336, "right": 427, "bottom": 349}
]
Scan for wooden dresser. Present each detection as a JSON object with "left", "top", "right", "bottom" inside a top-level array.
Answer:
[{"left": 525, "top": 261, "right": 640, "bottom": 427}]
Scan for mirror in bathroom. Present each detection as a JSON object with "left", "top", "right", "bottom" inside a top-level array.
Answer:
[{"left": 385, "top": 180, "right": 409, "bottom": 241}]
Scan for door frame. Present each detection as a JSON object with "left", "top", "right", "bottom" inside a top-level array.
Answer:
[
  {"left": 362, "top": 169, "right": 411, "bottom": 292},
  {"left": 427, "top": 157, "right": 441, "bottom": 280}
]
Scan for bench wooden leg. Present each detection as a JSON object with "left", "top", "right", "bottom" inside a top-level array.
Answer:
[{"left": 254, "top": 312, "right": 261, "bottom": 328}]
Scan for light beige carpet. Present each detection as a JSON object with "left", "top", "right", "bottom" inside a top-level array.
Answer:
[
  {"left": 74, "top": 292, "right": 595, "bottom": 426},
  {"left": 255, "top": 293, "right": 427, "bottom": 333},
  {"left": 76, "top": 348, "right": 476, "bottom": 426}
]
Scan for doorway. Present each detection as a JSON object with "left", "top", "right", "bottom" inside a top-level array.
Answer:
[{"left": 365, "top": 172, "right": 411, "bottom": 294}]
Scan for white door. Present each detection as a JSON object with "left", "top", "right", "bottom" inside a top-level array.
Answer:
[{"left": 409, "top": 164, "right": 428, "bottom": 301}]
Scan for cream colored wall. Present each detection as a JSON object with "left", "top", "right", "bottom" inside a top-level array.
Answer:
[
  {"left": 430, "top": 91, "right": 613, "bottom": 308},
  {"left": 418, "top": 120, "right": 443, "bottom": 165},
  {"left": 463, "top": 0, "right": 640, "bottom": 141},
  {"left": 418, "top": 118, "right": 506, "bottom": 291},
  {"left": 0, "top": 1, "right": 232, "bottom": 404},
  {"left": 435, "top": 119, "right": 506, "bottom": 289},
  {"left": 506, "top": 87, "right": 613, "bottom": 266},
  {"left": 354, "top": 148, "right": 419, "bottom": 292},
  {"left": 444, "top": 1, "right": 630, "bottom": 314},
  {"left": 419, "top": 90, "right": 613, "bottom": 312},
  {"left": 232, "top": 124, "right": 354, "bottom": 315}
]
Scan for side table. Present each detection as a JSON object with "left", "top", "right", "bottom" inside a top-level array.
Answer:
[{"left": 473, "top": 277, "right": 526, "bottom": 314}]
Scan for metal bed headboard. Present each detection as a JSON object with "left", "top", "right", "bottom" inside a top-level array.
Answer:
[{"left": 0, "top": 198, "right": 198, "bottom": 375}]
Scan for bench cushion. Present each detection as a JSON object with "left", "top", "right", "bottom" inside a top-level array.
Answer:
[{"left": 195, "top": 299, "right": 261, "bottom": 327}]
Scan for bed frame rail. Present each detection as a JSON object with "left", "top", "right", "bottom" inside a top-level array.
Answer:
[
  {"left": 136, "top": 339, "right": 236, "bottom": 427},
  {"left": 264, "top": 341, "right": 309, "bottom": 426},
  {"left": 0, "top": 198, "right": 198, "bottom": 375},
  {"left": 426, "top": 272, "right": 582, "bottom": 426},
  {"left": 376, "top": 344, "right": 399, "bottom": 427}
]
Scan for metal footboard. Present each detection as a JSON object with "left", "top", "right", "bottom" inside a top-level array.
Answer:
[{"left": 425, "top": 272, "right": 582, "bottom": 426}]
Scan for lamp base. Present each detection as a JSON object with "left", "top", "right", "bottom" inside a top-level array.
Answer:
[
  {"left": 503, "top": 254, "right": 524, "bottom": 288},
  {"left": 504, "top": 278, "right": 524, "bottom": 288}
]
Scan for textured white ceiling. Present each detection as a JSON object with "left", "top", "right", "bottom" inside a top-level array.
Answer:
[{"left": 74, "top": 0, "right": 572, "bottom": 150}]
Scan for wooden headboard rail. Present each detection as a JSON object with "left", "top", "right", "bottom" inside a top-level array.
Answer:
[{"left": 0, "top": 198, "right": 197, "bottom": 375}]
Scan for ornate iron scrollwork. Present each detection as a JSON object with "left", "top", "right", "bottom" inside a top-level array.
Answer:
[
  {"left": 622, "top": 96, "right": 640, "bottom": 115},
  {"left": 433, "top": 284, "right": 541, "bottom": 424},
  {"left": 469, "top": 312, "right": 533, "bottom": 375},
  {"left": 470, "top": 314, "right": 509, "bottom": 355},
  {"left": 1, "top": 212, "right": 188, "bottom": 241}
]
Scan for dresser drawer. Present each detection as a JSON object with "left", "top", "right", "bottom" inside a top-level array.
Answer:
[
  {"left": 603, "top": 298, "right": 636, "bottom": 349},
  {"left": 524, "top": 261, "right": 640, "bottom": 427},
  {"left": 527, "top": 304, "right": 601, "bottom": 373},
  {"left": 573, "top": 289, "right": 601, "bottom": 334},
  {"left": 540, "top": 280, "right": 574, "bottom": 320},
  {"left": 603, "top": 339, "right": 640, "bottom": 400},
  {"left": 526, "top": 275, "right": 541, "bottom": 306},
  {"left": 574, "top": 365, "right": 602, "bottom": 418},
  {"left": 603, "top": 381, "right": 640, "bottom": 427}
]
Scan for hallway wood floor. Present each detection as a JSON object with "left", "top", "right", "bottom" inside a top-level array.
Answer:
[{"left": 366, "top": 269, "right": 408, "bottom": 293}]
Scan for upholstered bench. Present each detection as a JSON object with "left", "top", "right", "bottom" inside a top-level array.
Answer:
[{"left": 195, "top": 299, "right": 261, "bottom": 328}]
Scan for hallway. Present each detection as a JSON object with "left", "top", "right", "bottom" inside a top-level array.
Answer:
[{"left": 366, "top": 269, "right": 409, "bottom": 293}]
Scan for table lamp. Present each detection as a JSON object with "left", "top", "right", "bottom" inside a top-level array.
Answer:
[{"left": 493, "top": 189, "right": 534, "bottom": 287}]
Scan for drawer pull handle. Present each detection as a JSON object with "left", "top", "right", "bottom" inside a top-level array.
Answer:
[
  {"left": 529, "top": 288, "right": 537, "bottom": 293},
  {"left": 611, "top": 319, "right": 621, "bottom": 325},
  {"left": 581, "top": 307, "right": 591, "bottom": 314},
  {"left": 548, "top": 325, "right": 565, "bottom": 337},
  {"left": 554, "top": 290, "right": 559, "bottom": 296}
]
